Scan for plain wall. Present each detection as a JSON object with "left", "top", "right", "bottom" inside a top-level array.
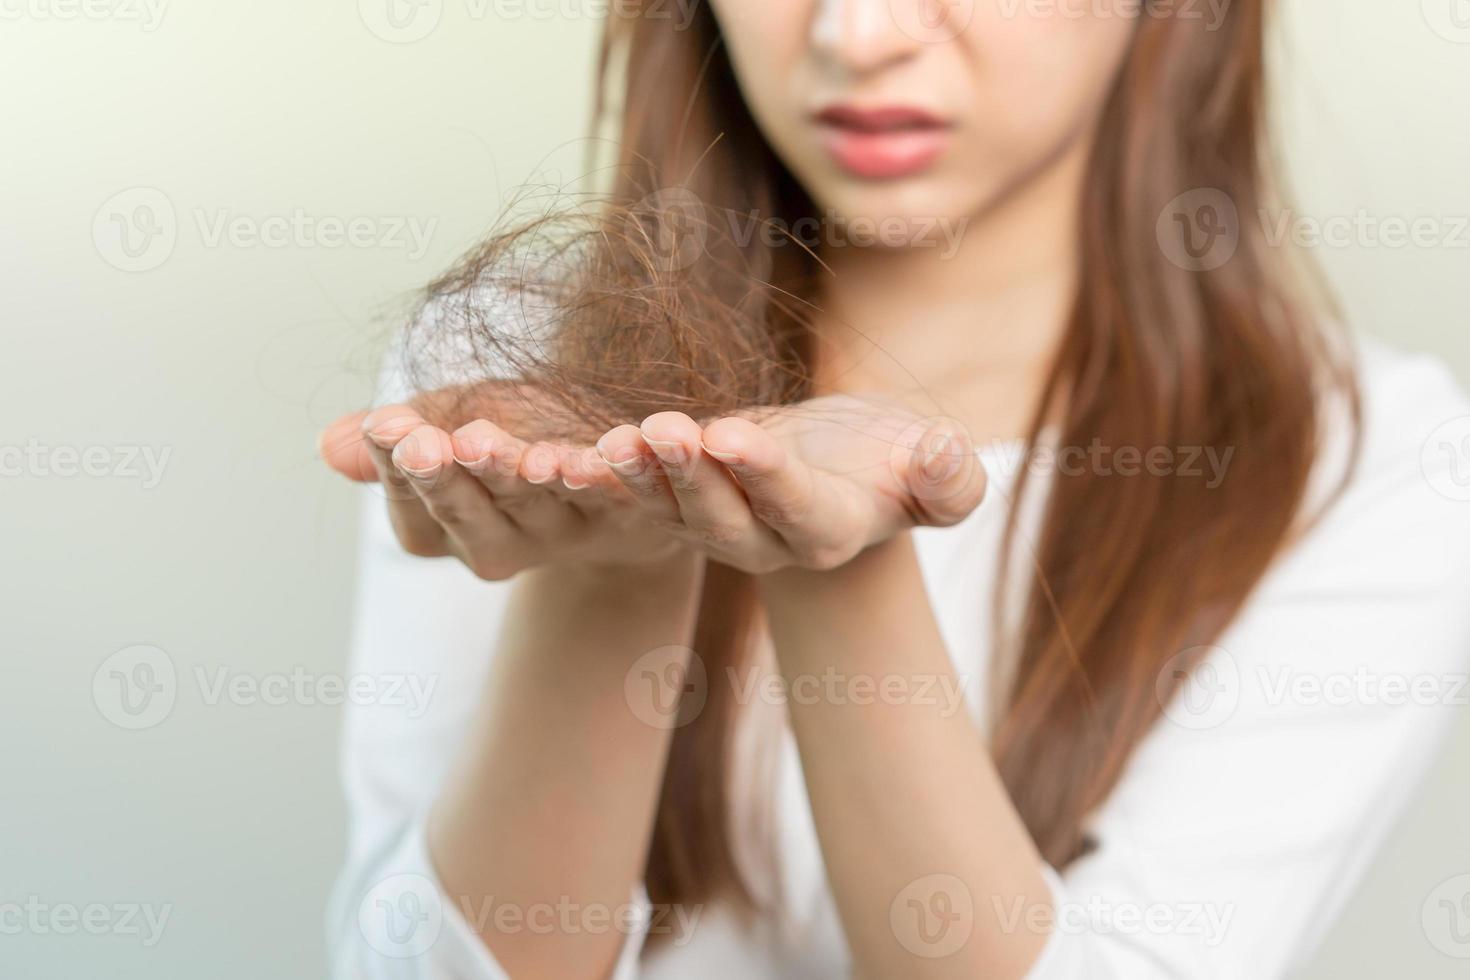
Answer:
[{"left": 1, "top": 2, "right": 1465, "bottom": 977}]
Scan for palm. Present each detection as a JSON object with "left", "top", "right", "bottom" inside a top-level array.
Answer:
[{"left": 745, "top": 394, "right": 975, "bottom": 540}]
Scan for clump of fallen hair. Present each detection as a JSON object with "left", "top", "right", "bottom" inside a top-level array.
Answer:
[{"left": 397, "top": 189, "right": 818, "bottom": 445}]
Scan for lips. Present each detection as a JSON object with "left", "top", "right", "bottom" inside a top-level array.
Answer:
[{"left": 814, "top": 105, "right": 952, "bottom": 180}]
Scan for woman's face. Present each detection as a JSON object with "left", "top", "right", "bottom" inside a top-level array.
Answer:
[{"left": 706, "top": 0, "right": 1137, "bottom": 235}]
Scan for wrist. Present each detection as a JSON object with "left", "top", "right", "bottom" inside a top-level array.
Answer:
[
  {"left": 541, "top": 547, "right": 703, "bottom": 601},
  {"left": 759, "top": 532, "right": 912, "bottom": 592}
]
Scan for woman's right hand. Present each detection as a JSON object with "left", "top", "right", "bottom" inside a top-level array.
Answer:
[{"left": 318, "top": 405, "right": 688, "bottom": 580}]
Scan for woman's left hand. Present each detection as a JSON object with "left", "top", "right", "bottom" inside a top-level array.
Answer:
[{"left": 588, "top": 395, "right": 987, "bottom": 574}]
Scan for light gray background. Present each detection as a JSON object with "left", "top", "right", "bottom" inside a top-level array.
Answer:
[{"left": 1, "top": 2, "right": 1466, "bottom": 977}]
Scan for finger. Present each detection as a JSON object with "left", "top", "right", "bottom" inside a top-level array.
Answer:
[
  {"left": 409, "top": 379, "right": 570, "bottom": 444},
  {"left": 476, "top": 439, "right": 588, "bottom": 536},
  {"left": 450, "top": 419, "right": 529, "bottom": 499},
  {"left": 558, "top": 446, "right": 600, "bottom": 492},
  {"left": 640, "top": 412, "right": 778, "bottom": 553},
  {"left": 363, "top": 404, "right": 447, "bottom": 557},
  {"left": 319, "top": 410, "right": 378, "bottom": 482},
  {"left": 595, "top": 424, "right": 682, "bottom": 524},
  {"left": 701, "top": 415, "right": 859, "bottom": 568},
  {"left": 448, "top": 421, "right": 570, "bottom": 533},
  {"left": 893, "top": 421, "right": 988, "bottom": 527},
  {"left": 394, "top": 425, "right": 527, "bottom": 578},
  {"left": 558, "top": 445, "right": 633, "bottom": 508}
]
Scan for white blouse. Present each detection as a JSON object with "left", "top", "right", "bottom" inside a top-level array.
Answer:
[{"left": 327, "top": 338, "right": 1470, "bottom": 979}]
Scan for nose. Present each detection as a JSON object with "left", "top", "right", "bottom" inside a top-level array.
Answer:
[{"left": 810, "top": 0, "right": 930, "bottom": 77}]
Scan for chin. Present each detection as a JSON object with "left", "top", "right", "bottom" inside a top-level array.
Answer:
[{"left": 808, "top": 176, "right": 978, "bottom": 247}]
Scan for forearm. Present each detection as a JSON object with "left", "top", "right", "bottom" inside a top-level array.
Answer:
[
  {"left": 758, "top": 534, "right": 1051, "bottom": 980},
  {"left": 429, "top": 550, "right": 704, "bottom": 979}
]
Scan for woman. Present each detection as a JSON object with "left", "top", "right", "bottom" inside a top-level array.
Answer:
[{"left": 321, "top": 2, "right": 1470, "bottom": 978}]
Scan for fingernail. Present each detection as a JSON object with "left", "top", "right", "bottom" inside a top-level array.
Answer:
[
  {"left": 366, "top": 426, "right": 399, "bottom": 450},
  {"left": 921, "top": 436, "right": 958, "bottom": 482},
  {"left": 398, "top": 459, "right": 442, "bottom": 482},
  {"left": 561, "top": 453, "right": 591, "bottom": 490},
  {"left": 701, "top": 442, "right": 743, "bottom": 465},
  {"left": 456, "top": 452, "right": 493, "bottom": 474},
  {"left": 642, "top": 437, "right": 689, "bottom": 466},
  {"left": 489, "top": 447, "right": 520, "bottom": 478},
  {"left": 393, "top": 433, "right": 442, "bottom": 481},
  {"left": 451, "top": 436, "right": 492, "bottom": 468},
  {"left": 599, "top": 446, "right": 646, "bottom": 476},
  {"left": 524, "top": 447, "right": 557, "bottom": 484}
]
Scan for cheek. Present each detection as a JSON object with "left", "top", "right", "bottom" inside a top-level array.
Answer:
[
  {"left": 709, "top": 0, "right": 810, "bottom": 135},
  {"left": 705, "top": 0, "right": 823, "bottom": 176},
  {"left": 965, "top": 14, "right": 1136, "bottom": 166}
]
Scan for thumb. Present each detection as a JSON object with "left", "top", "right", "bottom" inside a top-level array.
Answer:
[
  {"left": 318, "top": 409, "right": 380, "bottom": 482},
  {"left": 895, "top": 422, "right": 987, "bottom": 527}
]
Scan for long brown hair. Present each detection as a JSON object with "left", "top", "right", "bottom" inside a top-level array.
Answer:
[{"left": 404, "top": 0, "right": 1358, "bottom": 930}]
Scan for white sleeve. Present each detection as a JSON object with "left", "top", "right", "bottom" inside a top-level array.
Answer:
[
  {"left": 328, "top": 292, "right": 649, "bottom": 976},
  {"left": 325, "top": 492, "right": 653, "bottom": 979},
  {"left": 1024, "top": 352, "right": 1470, "bottom": 980}
]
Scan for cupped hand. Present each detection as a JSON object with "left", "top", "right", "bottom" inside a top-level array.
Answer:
[
  {"left": 318, "top": 405, "right": 686, "bottom": 580},
  {"left": 589, "top": 395, "right": 987, "bottom": 575},
  {"left": 319, "top": 394, "right": 986, "bottom": 579}
]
